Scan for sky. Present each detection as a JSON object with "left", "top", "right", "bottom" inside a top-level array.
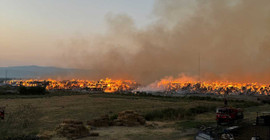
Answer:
[
  {"left": 0, "top": 0, "right": 155, "bottom": 67},
  {"left": 1, "top": 0, "right": 270, "bottom": 83}
]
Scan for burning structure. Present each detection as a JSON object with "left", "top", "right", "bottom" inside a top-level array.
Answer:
[
  {"left": 136, "top": 80, "right": 270, "bottom": 95},
  {"left": 6, "top": 78, "right": 138, "bottom": 93},
  {"left": 132, "top": 75, "right": 270, "bottom": 95},
  {"left": 4, "top": 77, "right": 270, "bottom": 95},
  {"left": 2, "top": 1, "right": 270, "bottom": 96}
]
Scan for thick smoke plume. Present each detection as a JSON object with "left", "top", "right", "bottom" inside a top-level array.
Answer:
[{"left": 63, "top": 0, "right": 270, "bottom": 85}]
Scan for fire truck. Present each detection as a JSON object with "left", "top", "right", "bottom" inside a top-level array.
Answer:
[{"left": 216, "top": 106, "right": 244, "bottom": 125}]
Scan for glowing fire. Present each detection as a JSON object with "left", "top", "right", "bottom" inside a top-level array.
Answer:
[
  {"left": 135, "top": 76, "right": 270, "bottom": 95},
  {"left": 6, "top": 78, "right": 138, "bottom": 93},
  {"left": 5, "top": 76, "right": 270, "bottom": 95}
]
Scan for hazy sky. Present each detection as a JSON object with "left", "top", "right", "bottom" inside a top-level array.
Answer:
[
  {"left": 0, "top": 0, "right": 155, "bottom": 67},
  {"left": 1, "top": 0, "right": 270, "bottom": 83}
]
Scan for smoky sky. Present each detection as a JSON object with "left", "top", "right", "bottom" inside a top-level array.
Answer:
[{"left": 63, "top": 0, "right": 270, "bottom": 84}]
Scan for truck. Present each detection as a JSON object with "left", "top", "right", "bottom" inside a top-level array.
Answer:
[{"left": 216, "top": 106, "right": 244, "bottom": 125}]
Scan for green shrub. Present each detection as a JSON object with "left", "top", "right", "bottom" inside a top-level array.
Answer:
[
  {"left": 186, "top": 96, "right": 222, "bottom": 101},
  {"left": 233, "top": 101, "right": 260, "bottom": 108},
  {"left": 144, "top": 105, "right": 216, "bottom": 121},
  {"left": 144, "top": 108, "right": 185, "bottom": 121},
  {"left": 109, "top": 114, "right": 118, "bottom": 121},
  {"left": 0, "top": 104, "right": 40, "bottom": 139},
  {"left": 175, "top": 120, "right": 215, "bottom": 130},
  {"left": 19, "top": 86, "right": 46, "bottom": 95},
  {"left": 188, "top": 106, "right": 216, "bottom": 114}
]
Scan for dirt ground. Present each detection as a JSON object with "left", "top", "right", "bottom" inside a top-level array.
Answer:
[
  {"left": 0, "top": 93, "right": 269, "bottom": 139},
  {"left": 0, "top": 94, "right": 222, "bottom": 131},
  {"left": 47, "top": 121, "right": 195, "bottom": 140}
]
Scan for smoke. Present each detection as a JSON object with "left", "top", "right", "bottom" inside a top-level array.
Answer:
[
  {"left": 62, "top": 0, "right": 270, "bottom": 84},
  {"left": 134, "top": 74, "right": 198, "bottom": 92}
]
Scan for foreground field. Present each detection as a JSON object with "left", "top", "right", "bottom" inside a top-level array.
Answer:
[{"left": 0, "top": 93, "right": 268, "bottom": 139}]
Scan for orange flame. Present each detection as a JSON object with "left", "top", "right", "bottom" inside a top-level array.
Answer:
[
  {"left": 6, "top": 76, "right": 270, "bottom": 95},
  {"left": 135, "top": 75, "right": 270, "bottom": 95},
  {"left": 6, "top": 78, "right": 137, "bottom": 93}
]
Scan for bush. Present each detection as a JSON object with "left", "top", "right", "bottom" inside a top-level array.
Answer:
[
  {"left": 144, "top": 108, "right": 185, "bottom": 121},
  {"left": 261, "top": 100, "right": 270, "bottom": 104},
  {"left": 19, "top": 86, "right": 46, "bottom": 95},
  {"left": 0, "top": 104, "right": 40, "bottom": 139},
  {"left": 144, "top": 105, "right": 216, "bottom": 121},
  {"left": 188, "top": 106, "right": 216, "bottom": 114},
  {"left": 175, "top": 120, "right": 215, "bottom": 130},
  {"left": 186, "top": 96, "right": 222, "bottom": 101},
  {"left": 109, "top": 114, "right": 118, "bottom": 121},
  {"left": 233, "top": 101, "right": 260, "bottom": 108}
]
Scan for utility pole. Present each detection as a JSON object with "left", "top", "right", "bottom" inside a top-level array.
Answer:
[{"left": 5, "top": 70, "right": 7, "bottom": 83}]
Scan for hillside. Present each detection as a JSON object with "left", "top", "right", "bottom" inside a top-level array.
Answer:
[{"left": 0, "top": 65, "right": 90, "bottom": 79}]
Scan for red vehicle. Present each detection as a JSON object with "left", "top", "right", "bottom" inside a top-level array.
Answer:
[{"left": 216, "top": 107, "right": 243, "bottom": 125}]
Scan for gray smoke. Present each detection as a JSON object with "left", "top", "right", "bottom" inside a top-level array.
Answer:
[{"left": 62, "top": 0, "right": 270, "bottom": 84}]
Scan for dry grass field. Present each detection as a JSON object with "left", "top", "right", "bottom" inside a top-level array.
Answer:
[{"left": 0, "top": 93, "right": 268, "bottom": 140}]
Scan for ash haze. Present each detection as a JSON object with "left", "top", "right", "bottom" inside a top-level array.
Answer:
[{"left": 1, "top": 0, "right": 270, "bottom": 84}]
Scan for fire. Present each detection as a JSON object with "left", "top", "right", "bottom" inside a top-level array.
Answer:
[
  {"left": 6, "top": 78, "right": 138, "bottom": 93},
  {"left": 5, "top": 77, "right": 270, "bottom": 95},
  {"left": 136, "top": 77, "right": 270, "bottom": 95}
]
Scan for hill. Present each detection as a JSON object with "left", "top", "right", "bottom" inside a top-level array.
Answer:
[{"left": 0, "top": 65, "right": 90, "bottom": 79}]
